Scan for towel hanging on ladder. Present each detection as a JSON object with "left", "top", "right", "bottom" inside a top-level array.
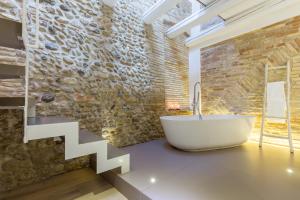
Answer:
[{"left": 266, "top": 81, "right": 286, "bottom": 123}]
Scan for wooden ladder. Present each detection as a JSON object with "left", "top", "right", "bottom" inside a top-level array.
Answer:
[{"left": 259, "top": 60, "right": 294, "bottom": 153}]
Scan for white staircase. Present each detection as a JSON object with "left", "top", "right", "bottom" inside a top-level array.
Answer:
[
  {"left": 27, "top": 117, "right": 130, "bottom": 174},
  {"left": 0, "top": 0, "right": 130, "bottom": 175}
]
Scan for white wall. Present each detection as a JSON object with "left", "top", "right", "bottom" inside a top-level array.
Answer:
[{"left": 188, "top": 0, "right": 202, "bottom": 110}]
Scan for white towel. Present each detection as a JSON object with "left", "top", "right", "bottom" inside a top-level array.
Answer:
[{"left": 266, "top": 81, "right": 286, "bottom": 122}]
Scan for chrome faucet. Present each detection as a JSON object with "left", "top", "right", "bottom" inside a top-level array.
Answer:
[{"left": 192, "top": 82, "right": 202, "bottom": 120}]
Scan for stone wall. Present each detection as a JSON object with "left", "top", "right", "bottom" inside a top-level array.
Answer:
[
  {"left": 0, "top": 0, "right": 191, "bottom": 191},
  {"left": 201, "top": 16, "right": 300, "bottom": 140},
  {"left": 0, "top": 110, "right": 90, "bottom": 192},
  {"left": 0, "top": 46, "right": 25, "bottom": 97},
  {"left": 0, "top": 0, "right": 22, "bottom": 22}
]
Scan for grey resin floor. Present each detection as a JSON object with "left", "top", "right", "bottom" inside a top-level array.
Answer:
[{"left": 118, "top": 139, "right": 300, "bottom": 200}]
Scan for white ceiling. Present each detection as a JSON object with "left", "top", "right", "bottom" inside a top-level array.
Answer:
[
  {"left": 187, "top": 0, "right": 300, "bottom": 48},
  {"left": 198, "top": 0, "right": 268, "bottom": 20},
  {"left": 197, "top": 0, "right": 214, "bottom": 6},
  {"left": 143, "top": 0, "right": 300, "bottom": 48},
  {"left": 219, "top": 0, "right": 267, "bottom": 19}
]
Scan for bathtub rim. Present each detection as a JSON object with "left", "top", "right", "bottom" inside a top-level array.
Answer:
[{"left": 160, "top": 114, "right": 256, "bottom": 122}]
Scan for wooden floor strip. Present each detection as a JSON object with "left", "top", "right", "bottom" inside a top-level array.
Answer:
[{"left": 0, "top": 168, "right": 127, "bottom": 200}]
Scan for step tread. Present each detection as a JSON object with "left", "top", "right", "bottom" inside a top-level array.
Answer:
[
  {"left": 0, "top": 18, "right": 24, "bottom": 50},
  {"left": 79, "top": 129, "right": 105, "bottom": 144},
  {"left": 107, "top": 143, "right": 128, "bottom": 160},
  {"left": 28, "top": 116, "right": 77, "bottom": 126},
  {"left": 90, "top": 143, "right": 129, "bottom": 171},
  {"left": 0, "top": 97, "right": 24, "bottom": 106},
  {"left": 0, "top": 63, "right": 25, "bottom": 76}
]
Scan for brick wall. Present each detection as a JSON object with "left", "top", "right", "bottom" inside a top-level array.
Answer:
[{"left": 201, "top": 16, "right": 300, "bottom": 140}]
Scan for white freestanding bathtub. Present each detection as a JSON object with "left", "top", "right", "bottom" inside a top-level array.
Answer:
[{"left": 160, "top": 115, "right": 256, "bottom": 151}]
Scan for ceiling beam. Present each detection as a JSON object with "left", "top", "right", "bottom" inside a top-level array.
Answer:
[
  {"left": 143, "top": 0, "right": 183, "bottom": 24},
  {"left": 103, "top": 0, "right": 116, "bottom": 7},
  {"left": 186, "top": 0, "right": 300, "bottom": 48},
  {"left": 166, "top": 0, "right": 243, "bottom": 38}
]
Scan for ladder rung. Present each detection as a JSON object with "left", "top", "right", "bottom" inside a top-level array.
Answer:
[
  {"left": 268, "top": 66, "right": 286, "bottom": 70},
  {"left": 268, "top": 81, "right": 286, "bottom": 84},
  {"left": 262, "top": 133, "right": 289, "bottom": 139},
  {"left": 265, "top": 116, "right": 287, "bottom": 119}
]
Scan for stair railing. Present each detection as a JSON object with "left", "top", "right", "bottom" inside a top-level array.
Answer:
[{"left": 22, "top": 0, "right": 40, "bottom": 143}]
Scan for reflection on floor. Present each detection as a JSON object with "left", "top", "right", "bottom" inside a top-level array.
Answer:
[
  {"left": 75, "top": 188, "right": 127, "bottom": 200},
  {"left": 107, "top": 139, "right": 300, "bottom": 200},
  {"left": 2, "top": 139, "right": 300, "bottom": 200},
  {"left": 250, "top": 134, "right": 300, "bottom": 149},
  {"left": 0, "top": 168, "right": 127, "bottom": 200}
]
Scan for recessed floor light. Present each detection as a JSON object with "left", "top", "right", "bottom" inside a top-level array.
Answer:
[
  {"left": 286, "top": 168, "right": 294, "bottom": 174},
  {"left": 150, "top": 177, "right": 156, "bottom": 184}
]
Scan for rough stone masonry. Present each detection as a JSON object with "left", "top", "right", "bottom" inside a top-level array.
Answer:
[{"left": 0, "top": 0, "right": 191, "bottom": 191}]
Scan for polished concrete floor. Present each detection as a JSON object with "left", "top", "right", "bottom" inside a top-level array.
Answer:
[{"left": 119, "top": 139, "right": 300, "bottom": 200}]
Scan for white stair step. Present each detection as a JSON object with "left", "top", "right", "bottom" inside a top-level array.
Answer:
[
  {"left": 107, "top": 144, "right": 128, "bottom": 160},
  {"left": 0, "top": 18, "right": 24, "bottom": 50},
  {"left": 79, "top": 129, "right": 105, "bottom": 144},
  {"left": 26, "top": 116, "right": 130, "bottom": 174},
  {"left": 90, "top": 143, "right": 129, "bottom": 171},
  {"left": 28, "top": 116, "right": 77, "bottom": 126},
  {"left": 26, "top": 116, "right": 79, "bottom": 143}
]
